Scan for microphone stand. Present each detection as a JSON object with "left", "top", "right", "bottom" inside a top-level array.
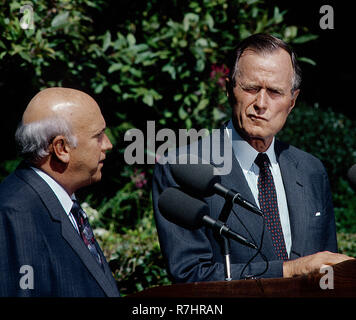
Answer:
[
  {"left": 222, "top": 236, "right": 232, "bottom": 281},
  {"left": 217, "top": 193, "right": 235, "bottom": 281}
]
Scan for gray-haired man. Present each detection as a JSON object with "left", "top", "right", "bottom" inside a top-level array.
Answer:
[
  {"left": 0, "top": 87, "right": 119, "bottom": 297},
  {"left": 153, "top": 34, "right": 353, "bottom": 283}
]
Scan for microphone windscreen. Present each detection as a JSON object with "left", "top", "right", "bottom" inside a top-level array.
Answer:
[
  {"left": 158, "top": 187, "right": 209, "bottom": 229},
  {"left": 170, "top": 155, "right": 221, "bottom": 196},
  {"left": 347, "top": 164, "right": 356, "bottom": 189}
]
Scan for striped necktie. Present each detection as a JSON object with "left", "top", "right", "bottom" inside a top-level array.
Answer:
[{"left": 71, "top": 200, "right": 103, "bottom": 267}]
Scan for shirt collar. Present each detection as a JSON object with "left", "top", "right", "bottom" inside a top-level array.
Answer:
[
  {"left": 31, "top": 167, "right": 75, "bottom": 214},
  {"left": 226, "top": 120, "right": 277, "bottom": 171}
]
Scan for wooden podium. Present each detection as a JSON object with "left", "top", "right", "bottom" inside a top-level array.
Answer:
[{"left": 130, "top": 259, "right": 356, "bottom": 298}]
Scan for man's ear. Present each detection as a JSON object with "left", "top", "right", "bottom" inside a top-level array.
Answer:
[
  {"left": 288, "top": 89, "right": 300, "bottom": 114},
  {"left": 225, "top": 77, "right": 230, "bottom": 97},
  {"left": 51, "top": 136, "right": 70, "bottom": 163},
  {"left": 225, "top": 77, "right": 236, "bottom": 105}
]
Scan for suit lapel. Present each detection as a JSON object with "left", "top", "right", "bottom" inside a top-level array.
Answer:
[
  {"left": 210, "top": 127, "right": 273, "bottom": 256},
  {"left": 15, "top": 165, "right": 119, "bottom": 296},
  {"left": 59, "top": 213, "right": 119, "bottom": 296},
  {"left": 275, "top": 142, "right": 307, "bottom": 259}
]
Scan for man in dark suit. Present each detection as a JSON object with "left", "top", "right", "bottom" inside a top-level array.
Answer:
[
  {"left": 0, "top": 87, "right": 120, "bottom": 296},
  {"left": 152, "top": 34, "right": 353, "bottom": 282}
]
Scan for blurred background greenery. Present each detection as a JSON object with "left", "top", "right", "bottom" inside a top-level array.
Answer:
[{"left": 1, "top": 0, "right": 355, "bottom": 295}]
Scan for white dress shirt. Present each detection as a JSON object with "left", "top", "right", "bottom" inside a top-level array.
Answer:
[
  {"left": 31, "top": 167, "right": 80, "bottom": 233},
  {"left": 226, "top": 121, "right": 292, "bottom": 256}
]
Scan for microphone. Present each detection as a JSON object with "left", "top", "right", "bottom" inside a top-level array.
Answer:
[
  {"left": 347, "top": 164, "right": 356, "bottom": 190},
  {"left": 170, "top": 157, "right": 263, "bottom": 216},
  {"left": 158, "top": 187, "right": 257, "bottom": 249}
]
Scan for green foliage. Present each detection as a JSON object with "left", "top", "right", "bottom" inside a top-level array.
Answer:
[
  {"left": 333, "top": 178, "right": 356, "bottom": 233},
  {"left": 278, "top": 103, "right": 356, "bottom": 234},
  {"left": 96, "top": 166, "right": 151, "bottom": 231},
  {"left": 1, "top": 0, "right": 318, "bottom": 128},
  {"left": 0, "top": 0, "right": 105, "bottom": 86},
  {"left": 337, "top": 233, "right": 356, "bottom": 258},
  {"left": 96, "top": 212, "right": 171, "bottom": 296}
]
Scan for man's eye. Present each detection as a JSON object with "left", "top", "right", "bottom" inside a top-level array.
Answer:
[
  {"left": 95, "top": 131, "right": 104, "bottom": 140},
  {"left": 268, "top": 89, "right": 282, "bottom": 96},
  {"left": 244, "top": 87, "right": 259, "bottom": 93}
]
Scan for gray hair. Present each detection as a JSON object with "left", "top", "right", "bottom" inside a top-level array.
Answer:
[
  {"left": 15, "top": 117, "right": 77, "bottom": 164},
  {"left": 228, "top": 33, "right": 302, "bottom": 94}
]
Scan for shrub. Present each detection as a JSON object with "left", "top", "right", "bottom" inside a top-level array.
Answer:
[{"left": 337, "top": 233, "right": 356, "bottom": 258}]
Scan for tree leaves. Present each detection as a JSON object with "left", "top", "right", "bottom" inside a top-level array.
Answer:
[{"left": 51, "top": 11, "right": 69, "bottom": 28}]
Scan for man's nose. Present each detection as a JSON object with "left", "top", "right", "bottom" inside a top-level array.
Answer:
[
  {"left": 102, "top": 133, "right": 113, "bottom": 151},
  {"left": 254, "top": 89, "right": 268, "bottom": 111}
]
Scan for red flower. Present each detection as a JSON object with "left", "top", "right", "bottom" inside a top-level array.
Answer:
[
  {"left": 210, "top": 64, "right": 229, "bottom": 88},
  {"left": 131, "top": 169, "right": 147, "bottom": 189}
]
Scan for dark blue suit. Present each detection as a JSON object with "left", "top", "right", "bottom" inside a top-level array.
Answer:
[
  {"left": 0, "top": 163, "right": 120, "bottom": 297},
  {"left": 152, "top": 126, "right": 338, "bottom": 282}
]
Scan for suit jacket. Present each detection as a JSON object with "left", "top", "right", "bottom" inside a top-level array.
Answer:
[
  {"left": 152, "top": 126, "right": 338, "bottom": 282},
  {"left": 0, "top": 163, "right": 120, "bottom": 297}
]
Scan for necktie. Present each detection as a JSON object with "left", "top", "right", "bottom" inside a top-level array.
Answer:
[
  {"left": 71, "top": 200, "right": 103, "bottom": 267},
  {"left": 255, "top": 153, "right": 288, "bottom": 261}
]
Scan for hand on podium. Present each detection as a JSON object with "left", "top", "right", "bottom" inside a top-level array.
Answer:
[{"left": 283, "top": 251, "right": 355, "bottom": 278}]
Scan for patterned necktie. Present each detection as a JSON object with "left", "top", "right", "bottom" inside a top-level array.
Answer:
[
  {"left": 255, "top": 153, "right": 288, "bottom": 261},
  {"left": 71, "top": 200, "right": 103, "bottom": 267}
]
